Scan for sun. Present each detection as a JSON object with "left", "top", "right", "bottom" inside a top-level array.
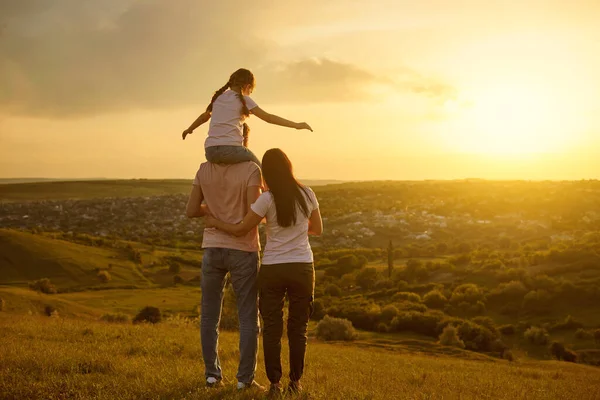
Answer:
[{"left": 445, "top": 84, "right": 574, "bottom": 156}]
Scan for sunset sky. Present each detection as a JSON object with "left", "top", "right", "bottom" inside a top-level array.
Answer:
[{"left": 1, "top": 1, "right": 600, "bottom": 181}]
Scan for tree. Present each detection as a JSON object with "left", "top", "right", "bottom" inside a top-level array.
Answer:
[
  {"left": 356, "top": 267, "right": 378, "bottom": 290},
  {"left": 387, "top": 240, "right": 394, "bottom": 279}
]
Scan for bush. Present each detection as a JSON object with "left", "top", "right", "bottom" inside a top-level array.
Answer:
[
  {"left": 438, "top": 325, "right": 465, "bottom": 349},
  {"left": 550, "top": 315, "right": 584, "bottom": 332},
  {"left": 315, "top": 316, "right": 358, "bottom": 341},
  {"left": 100, "top": 313, "right": 130, "bottom": 324},
  {"left": 311, "top": 299, "right": 326, "bottom": 321},
  {"left": 563, "top": 350, "right": 578, "bottom": 363},
  {"left": 325, "top": 284, "right": 342, "bottom": 297},
  {"left": 0, "top": 298, "right": 5, "bottom": 312},
  {"left": 471, "top": 316, "right": 498, "bottom": 335},
  {"left": 423, "top": 290, "right": 447, "bottom": 309},
  {"left": 173, "top": 275, "right": 184, "bottom": 285},
  {"left": 524, "top": 326, "right": 549, "bottom": 345},
  {"left": 356, "top": 267, "right": 378, "bottom": 290},
  {"left": 44, "top": 305, "right": 58, "bottom": 317},
  {"left": 503, "top": 349, "right": 515, "bottom": 362},
  {"left": 377, "top": 322, "right": 389, "bottom": 333},
  {"left": 575, "top": 329, "right": 594, "bottom": 340},
  {"left": 549, "top": 341, "right": 566, "bottom": 360},
  {"left": 380, "top": 305, "right": 399, "bottom": 322},
  {"left": 29, "top": 278, "right": 57, "bottom": 294},
  {"left": 450, "top": 284, "right": 485, "bottom": 305},
  {"left": 392, "top": 292, "right": 422, "bottom": 303},
  {"left": 499, "top": 324, "right": 516, "bottom": 335},
  {"left": 168, "top": 262, "right": 182, "bottom": 274},
  {"left": 133, "top": 306, "right": 161, "bottom": 324},
  {"left": 97, "top": 270, "right": 111, "bottom": 283}
]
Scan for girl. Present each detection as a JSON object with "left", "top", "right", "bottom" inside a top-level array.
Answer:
[
  {"left": 182, "top": 68, "right": 312, "bottom": 165},
  {"left": 205, "top": 148, "right": 323, "bottom": 396}
]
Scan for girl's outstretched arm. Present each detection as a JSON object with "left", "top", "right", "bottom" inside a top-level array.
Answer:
[
  {"left": 182, "top": 111, "right": 211, "bottom": 140},
  {"left": 251, "top": 107, "right": 312, "bottom": 131}
]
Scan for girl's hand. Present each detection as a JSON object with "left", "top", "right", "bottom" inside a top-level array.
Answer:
[
  {"left": 296, "top": 122, "right": 313, "bottom": 132},
  {"left": 182, "top": 129, "right": 193, "bottom": 140},
  {"left": 204, "top": 215, "right": 218, "bottom": 228}
]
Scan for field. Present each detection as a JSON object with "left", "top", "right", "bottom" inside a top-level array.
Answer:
[
  {"left": 2, "top": 179, "right": 600, "bottom": 399},
  {"left": 1, "top": 314, "right": 599, "bottom": 400}
]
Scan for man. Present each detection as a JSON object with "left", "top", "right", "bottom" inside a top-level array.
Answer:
[{"left": 186, "top": 160, "right": 263, "bottom": 390}]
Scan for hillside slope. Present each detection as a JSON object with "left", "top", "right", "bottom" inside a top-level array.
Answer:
[
  {"left": 0, "top": 314, "right": 598, "bottom": 400},
  {"left": 0, "top": 229, "right": 151, "bottom": 289}
]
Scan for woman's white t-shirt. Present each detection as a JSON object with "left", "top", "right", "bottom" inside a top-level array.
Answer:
[
  {"left": 204, "top": 90, "right": 258, "bottom": 149},
  {"left": 250, "top": 186, "right": 319, "bottom": 265}
]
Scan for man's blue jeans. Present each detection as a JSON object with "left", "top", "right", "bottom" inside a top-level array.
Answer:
[{"left": 201, "top": 248, "right": 260, "bottom": 384}]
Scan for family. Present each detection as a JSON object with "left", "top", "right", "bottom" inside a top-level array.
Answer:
[{"left": 183, "top": 69, "right": 322, "bottom": 396}]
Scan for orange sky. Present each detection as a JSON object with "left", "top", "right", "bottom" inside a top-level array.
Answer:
[{"left": 1, "top": 1, "right": 599, "bottom": 180}]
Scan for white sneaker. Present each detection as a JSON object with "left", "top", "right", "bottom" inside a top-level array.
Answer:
[{"left": 206, "top": 377, "right": 222, "bottom": 388}]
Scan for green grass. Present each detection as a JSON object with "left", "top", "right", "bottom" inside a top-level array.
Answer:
[
  {"left": 0, "top": 286, "right": 201, "bottom": 318},
  {"left": 0, "top": 229, "right": 151, "bottom": 290},
  {"left": 1, "top": 314, "right": 599, "bottom": 400}
]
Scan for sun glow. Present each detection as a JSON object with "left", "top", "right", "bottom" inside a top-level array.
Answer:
[{"left": 445, "top": 84, "right": 579, "bottom": 156}]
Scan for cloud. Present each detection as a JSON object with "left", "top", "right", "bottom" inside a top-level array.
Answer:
[
  {"left": 0, "top": 1, "right": 456, "bottom": 117},
  {"left": 258, "top": 58, "right": 456, "bottom": 104}
]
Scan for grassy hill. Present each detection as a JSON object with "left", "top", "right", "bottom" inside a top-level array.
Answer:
[
  {"left": 0, "top": 229, "right": 151, "bottom": 290},
  {"left": 0, "top": 314, "right": 598, "bottom": 400}
]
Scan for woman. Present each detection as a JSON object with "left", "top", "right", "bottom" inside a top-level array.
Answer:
[{"left": 205, "top": 148, "right": 323, "bottom": 396}]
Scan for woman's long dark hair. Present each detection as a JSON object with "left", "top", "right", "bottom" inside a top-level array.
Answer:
[{"left": 262, "top": 148, "right": 310, "bottom": 227}]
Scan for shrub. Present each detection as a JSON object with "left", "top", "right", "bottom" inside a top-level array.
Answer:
[
  {"left": 574, "top": 329, "right": 593, "bottom": 340},
  {"left": 29, "top": 278, "right": 57, "bottom": 294},
  {"left": 315, "top": 316, "right": 358, "bottom": 341},
  {"left": 503, "top": 349, "right": 515, "bottom": 361},
  {"left": 488, "top": 281, "right": 528, "bottom": 303},
  {"left": 373, "top": 279, "right": 395, "bottom": 290},
  {"left": 100, "top": 313, "right": 130, "bottom": 324},
  {"left": 550, "top": 315, "right": 584, "bottom": 332},
  {"left": 356, "top": 267, "right": 378, "bottom": 290},
  {"left": 311, "top": 299, "right": 326, "bottom": 321},
  {"left": 549, "top": 341, "right": 566, "bottom": 360},
  {"left": 392, "top": 292, "right": 422, "bottom": 303},
  {"left": 471, "top": 316, "right": 498, "bottom": 335},
  {"left": 325, "top": 284, "right": 342, "bottom": 297},
  {"left": 380, "top": 305, "right": 399, "bottom": 322},
  {"left": 97, "top": 270, "right": 111, "bottom": 283},
  {"left": 133, "top": 306, "right": 161, "bottom": 324},
  {"left": 563, "top": 350, "right": 578, "bottom": 363},
  {"left": 524, "top": 326, "right": 549, "bottom": 345},
  {"left": 377, "top": 322, "right": 389, "bottom": 333},
  {"left": 168, "top": 262, "right": 182, "bottom": 274},
  {"left": 0, "top": 298, "right": 5, "bottom": 312},
  {"left": 499, "top": 324, "right": 516, "bottom": 335},
  {"left": 450, "top": 284, "right": 485, "bottom": 305},
  {"left": 438, "top": 325, "right": 465, "bottom": 349},
  {"left": 173, "top": 275, "right": 184, "bottom": 285},
  {"left": 423, "top": 290, "right": 447, "bottom": 309},
  {"left": 395, "top": 301, "right": 427, "bottom": 313},
  {"left": 44, "top": 305, "right": 58, "bottom": 317}
]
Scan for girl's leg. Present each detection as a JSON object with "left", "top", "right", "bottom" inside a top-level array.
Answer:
[
  {"left": 286, "top": 263, "right": 315, "bottom": 383},
  {"left": 258, "top": 265, "right": 286, "bottom": 384},
  {"left": 205, "top": 146, "right": 261, "bottom": 167}
]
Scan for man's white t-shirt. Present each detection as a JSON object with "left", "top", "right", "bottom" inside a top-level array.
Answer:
[
  {"left": 204, "top": 90, "right": 258, "bottom": 148},
  {"left": 250, "top": 186, "right": 319, "bottom": 265}
]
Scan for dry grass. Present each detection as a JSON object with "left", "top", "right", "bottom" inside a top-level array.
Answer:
[{"left": 1, "top": 314, "right": 599, "bottom": 400}]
